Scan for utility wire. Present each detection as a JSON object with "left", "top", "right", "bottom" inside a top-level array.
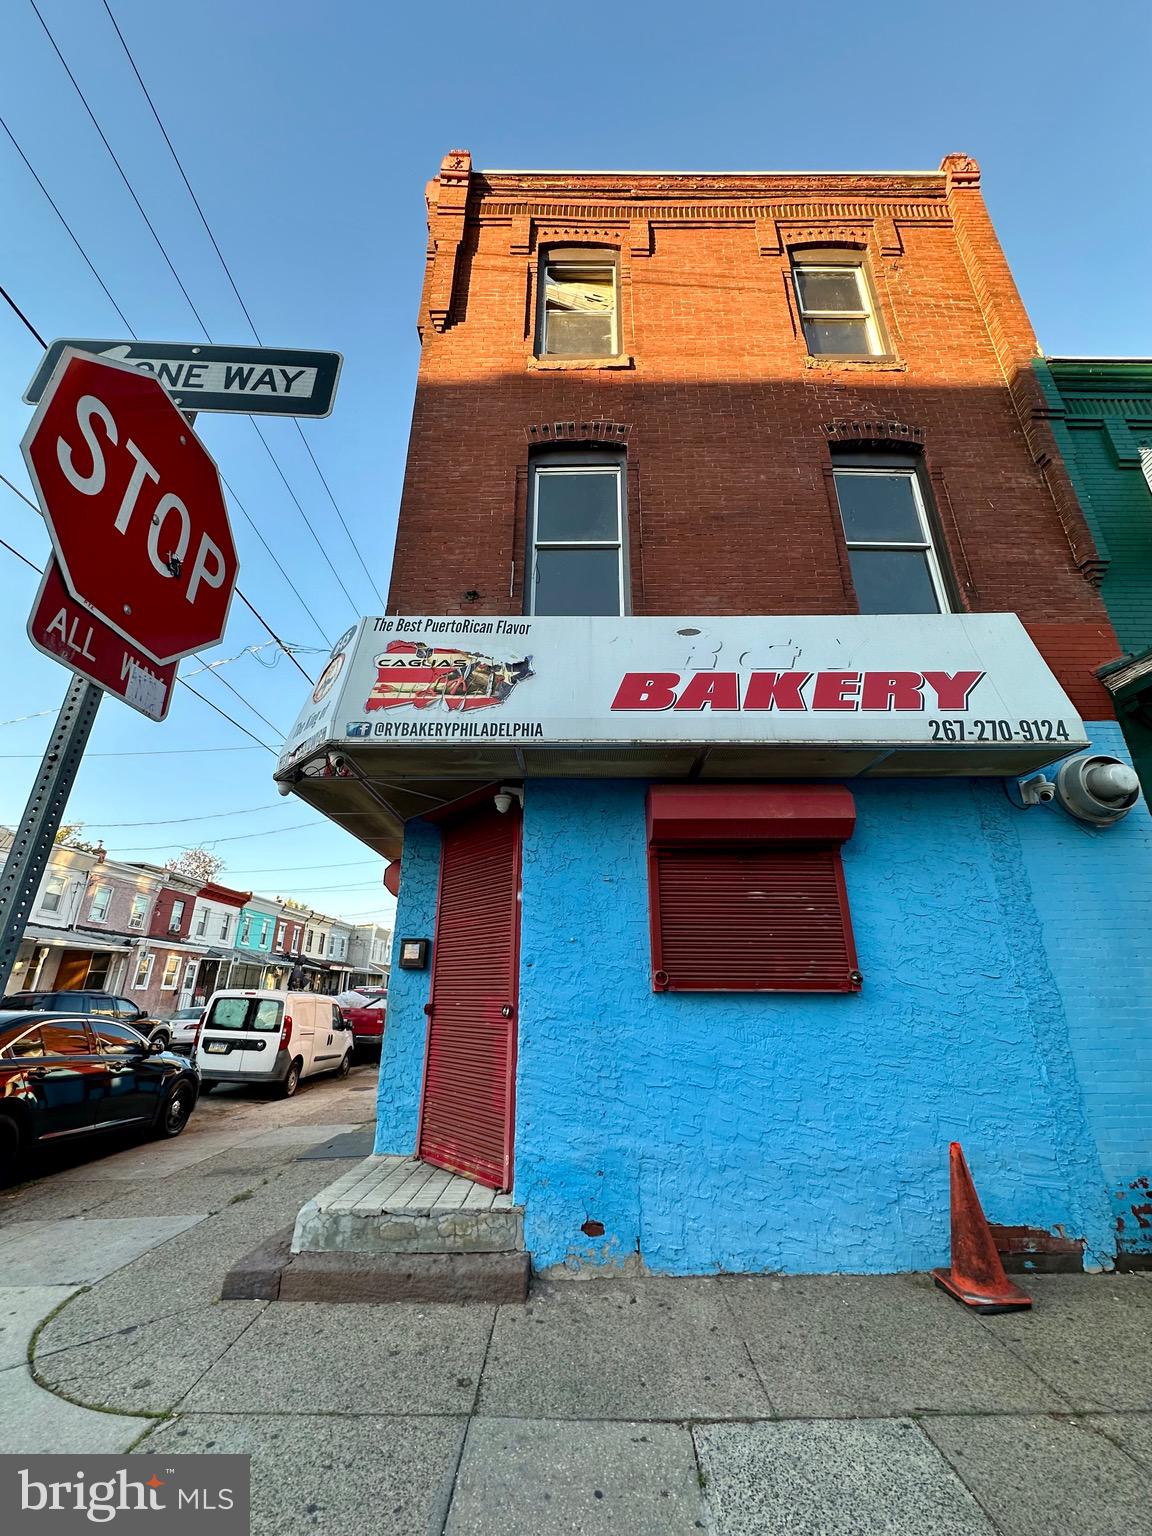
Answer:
[
  {"left": 0, "top": 113, "right": 135, "bottom": 334},
  {"left": 32, "top": 0, "right": 362, "bottom": 620},
  {"left": 201, "top": 664, "right": 286, "bottom": 738},
  {"left": 0, "top": 747, "right": 264, "bottom": 758},
  {"left": 28, "top": 0, "right": 211, "bottom": 337},
  {"left": 0, "top": 280, "right": 46, "bottom": 346},
  {"left": 0, "top": 534, "right": 42, "bottom": 574},
  {"left": 106, "top": 819, "right": 321, "bottom": 853},
  {"left": 10, "top": 803, "right": 289, "bottom": 830},
  {"left": 98, "top": 0, "right": 386, "bottom": 609}
]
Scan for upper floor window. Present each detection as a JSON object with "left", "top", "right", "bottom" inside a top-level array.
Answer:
[
  {"left": 539, "top": 252, "right": 617, "bottom": 358},
  {"left": 195, "top": 906, "right": 209, "bottom": 937},
  {"left": 529, "top": 461, "right": 626, "bottom": 616},
  {"left": 40, "top": 873, "right": 68, "bottom": 914},
  {"left": 88, "top": 886, "right": 111, "bottom": 922},
  {"left": 832, "top": 465, "right": 950, "bottom": 615},
  {"left": 169, "top": 899, "right": 185, "bottom": 931},
  {"left": 128, "top": 894, "right": 148, "bottom": 930},
  {"left": 219, "top": 914, "right": 230, "bottom": 941},
  {"left": 793, "top": 259, "right": 882, "bottom": 357},
  {"left": 239, "top": 914, "right": 252, "bottom": 946}
]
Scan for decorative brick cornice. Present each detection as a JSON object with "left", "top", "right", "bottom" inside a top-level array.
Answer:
[
  {"left": 822, "top": 419, "right": 924, "bottom": 448},
  {"left": 940, "top": 153, "right": 981, "bottom": 189},
  {"left": 525, "top": 420, "right": 631, "bottom": 445}
]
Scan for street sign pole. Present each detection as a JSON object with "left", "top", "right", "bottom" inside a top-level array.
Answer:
[{"left": 0, "top": 676, "right": 103, "bottom": 994}]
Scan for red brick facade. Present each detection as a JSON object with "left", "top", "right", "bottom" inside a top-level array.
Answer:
[{"left": 386, "top": 150, "right": 1117, "bottom": 714}]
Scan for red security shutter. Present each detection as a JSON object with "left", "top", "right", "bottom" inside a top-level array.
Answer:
[
  {"left": 647, "top": 785, "right": 860, "bottom": 994},
  {"left": 418, "top": 806, "right": 521, "bottom": 1189}
]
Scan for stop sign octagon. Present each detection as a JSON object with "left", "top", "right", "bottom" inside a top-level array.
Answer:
[{"left": 21, "top": 349, "right": 238, "bottom": 667}]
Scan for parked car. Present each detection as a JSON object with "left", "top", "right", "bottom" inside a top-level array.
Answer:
[
  {"left": 165, "top": 1006, "right": 203, "bottom": 1055},
  {"left": 195, "top": 990, "right": 353, "bottom": 1098},
  {"left": 340, "top": 993, "right": 386, "bottom": 1054},
  {"left": 0, "top": 990, "right": 174, "bottom": 1049},
  {"left": 0, "top": 1009, "right": 199, "bottom": 1168}
]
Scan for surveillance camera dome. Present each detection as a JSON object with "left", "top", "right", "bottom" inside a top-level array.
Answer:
[{"left": 1055, "top": 753, "right": 1141, "bottom": 826}]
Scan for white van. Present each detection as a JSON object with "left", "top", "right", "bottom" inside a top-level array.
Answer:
[{"left": 194, "top": 990, "right": 353, "bottom": 1097}]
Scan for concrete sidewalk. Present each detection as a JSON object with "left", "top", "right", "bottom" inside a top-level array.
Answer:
[{"left": 2, "top": 1073, "right": 1150, "bottom": 1533}]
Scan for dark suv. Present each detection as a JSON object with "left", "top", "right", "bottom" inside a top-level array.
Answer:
[
  {"left": 0, "top": 991, "right": 173, "bottom": 1049},
  {"left": 0, "top": 1010, "right": 199, "bottom": 1167}
]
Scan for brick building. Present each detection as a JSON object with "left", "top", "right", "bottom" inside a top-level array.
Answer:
[{"left": 278, "top": 151, "right": 1152, "bottom": 1273}]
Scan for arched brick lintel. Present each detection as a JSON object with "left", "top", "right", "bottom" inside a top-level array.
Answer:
[
  {"left": 822, "top": 419, "right": 924, "bottom": 448},
  {"left": 525, "top": 420, "right": 632, "bottom": 445}
]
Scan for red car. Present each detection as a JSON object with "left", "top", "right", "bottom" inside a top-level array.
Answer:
[{"left": 339, "top": 992, "right": 386, "bottom": 1054}]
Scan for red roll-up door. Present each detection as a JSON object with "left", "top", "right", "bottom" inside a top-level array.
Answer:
[
  {"left": 650, "top": 844, "right": 859, "bottom": 993},
  {"left": 418, "top": 805, "right": 521, "bottom": 1189}
]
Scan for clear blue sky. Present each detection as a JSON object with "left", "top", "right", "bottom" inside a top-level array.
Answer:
[{"left": 0, "top": 0, "right": 1148, "bottom": 919}]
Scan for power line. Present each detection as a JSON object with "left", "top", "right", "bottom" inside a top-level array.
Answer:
[
  {"left": 0, "top": 534, "right": 41, "bottom": 575},
  {"left": 174, "top": 678, "right": 276, "bottom": 754},
  {"left": 0, "top": 747, "right": 265, "bottom": 758},
  {"left": 0, "top": 280, "right": 46, "bottom": 346},
  {"left": 105, "top": 819, "right": 323, "bottom": 853},
  {"left": 98, "top": 0, "right": 386, "bottom": 610},
  {"left": 31, "top": 0, "right": 362, "bottom": 621},
  {"left": 0, "top": 112, "right": 136, "bottom": 334},
  {"left": 28, "top": 0, "right": 211, "bottom": 337},
  {"left": 39, "top": 803, "right": 291, "bottom": 830},
  {"left": 200, "top": 663, "right": 286, "bottom": 738},
  {"left": 220, "top": 473, "right": 333, "bottom": 648}
]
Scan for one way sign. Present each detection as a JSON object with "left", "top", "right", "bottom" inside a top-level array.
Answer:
[{"left": 24, "top": 340, "right": 343, "bottom": 418}]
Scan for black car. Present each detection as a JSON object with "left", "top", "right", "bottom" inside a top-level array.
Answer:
[
  {"left": 0, "top": 990, "right": 174, "bottom": 1049},
  {"left": 0, "top": 1010, "right": 199, "bottom": 1167}
]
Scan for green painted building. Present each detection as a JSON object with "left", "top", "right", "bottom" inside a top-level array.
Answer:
[{"left": 1036, "top": 358, "right": 1152, "bottom": 788}]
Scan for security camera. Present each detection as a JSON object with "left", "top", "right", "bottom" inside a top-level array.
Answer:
[
  {"left": 1005, "top": 773, "right": 1056, "bottom": 809},
  {"left": 1054, "top": 753, "right": 1141, "bottom": 826},
  {"left": 494, "top": 784, "right": 524, "bottom": 814},
  {"left": 277, "top": 780, "right": 293, "bottom": 798},
  {"left": 332, "top": 754, "right": 349, "bottom": 773}
]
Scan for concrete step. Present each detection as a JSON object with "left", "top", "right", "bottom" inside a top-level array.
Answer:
[
  {"left": 222, "top": 1227, "right": 530, "bottom": 1304},
  {"left": 291, "top": 1154, "right": 524, "bottom": 1258}
]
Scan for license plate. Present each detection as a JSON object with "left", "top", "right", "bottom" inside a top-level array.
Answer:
[{"left": 206, "top": 1042, "right": 229, "bottom": 1054}]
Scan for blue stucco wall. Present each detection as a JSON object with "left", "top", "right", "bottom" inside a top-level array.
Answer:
[{"left": 376, "top": 732, "right": 1152, "bottom": 1272}]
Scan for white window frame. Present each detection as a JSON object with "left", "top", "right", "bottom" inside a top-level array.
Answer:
[
  {"left": 833, "top": 467, "right": 951, "bottom": 615},
  {"left": 169, "top": 899, "right": 185, "bottom": 933},
  {"left": 529, "top": 464, "right": 626, "bottom": 617},
  {"left": 793, "top": 263, "right": 882, "bottom": 357},
  {"left": 160, "top": 954, "right": 180, "bottom": 990},
  {"left": 239, "top": 914, "right": 252, "bottom": 946},
  {"left": 128, "top": 894, "right": 148, "bottom": 930},
  {"left": 219, "top": 913, "right": 230, "bottom": 941},
  {"left": 540, "top": 257, "right": 618, "bottom": 358},
  {"left": 40, "top": 873, "right": 68, "bottom": 914},
  {"left": 132, "top": 953, "right": 153, "bottom": 990},
  {"left": 88, "top": 885, "right": 111, "bottom": 923}
]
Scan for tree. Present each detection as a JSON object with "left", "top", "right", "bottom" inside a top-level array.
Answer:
[
  {"left": 54, "top": 824, "right": 105, "bottom": 856},
  {"left": 166, "top": 848, "right": 225, "bottom": 883}
]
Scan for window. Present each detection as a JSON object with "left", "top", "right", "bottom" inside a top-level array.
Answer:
[
  {"left": 306, "top": 928, "right": 314, "bottom": 953},
  {"left": 41, "top": 1021, "right": 92, "bottom": 1055},
  {"left": 219, "top": 914, "right": 230, "bottom": 941},
  {"left": 259, "top": 919, "right": 270, "bottom": 947},
  {"left": 275, "top": 922, "right": 285, "bottom": 949},
  {"left": 195, "top": 906, "right": 209, "bottom": 937},
  {"left": 1, "top": 1025, "right": 44, "bottom": 1059},
  {"left": 205, "top": 996, "right": 282, "bottom": 1033},
  {"left": 112, "top": 998, "right": 141, "bottom": 1021},
  {"left": 94, "top": 1021, "right": 146, "bottom": 1056},
  {"left": 539, "top": 254, "right": 617, "bottom": 357},
  {"left": 88, "top": 886, "right": 111, "bottom": 922},
  {"left": 646, "top": 785, "right": 860, "bottom": 993},
  {"left": 84, "top": 956, "right": 111, "bottom": 988},
  {"left": 132, "top": 954, "right": 153, "bottom": 990},
  {"left": 128, "top": 894, "right": 148, "bottom": 930},
  {"left": 181, "top": 960, "right": 197, "bottom": 991},
  {"left": 160, "top": 954, "right": 180, "bottom": 990},
  {"left": 169, "top": 899, "right": 185, "bottom": 932},
  {"left": 833, "top": 466, "right": 950, "bottom": 615},
  {"left": 239, "top": 914, "right": 252, "bottom": 946},
  {"left": 793, "top": 260, "right": 882, "bottom": 357},
  {"left": 40, "top": 873, "right": 68, "bottom": 914},
  {"left": 529, "top": 462, "right": 625, "bottom": 616}
]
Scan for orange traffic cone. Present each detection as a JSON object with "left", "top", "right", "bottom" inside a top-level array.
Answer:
[{"left": 931, "top": 1142, "right": 1033, "bottom": 1314}]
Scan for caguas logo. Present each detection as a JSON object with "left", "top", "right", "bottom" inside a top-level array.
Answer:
[{"left": 366, "top": 641, "right": 534, "bottom": 712}]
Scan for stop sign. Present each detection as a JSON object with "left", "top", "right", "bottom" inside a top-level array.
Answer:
[{"left": 21, "top": 348, "right": 238, "bottom": 666}]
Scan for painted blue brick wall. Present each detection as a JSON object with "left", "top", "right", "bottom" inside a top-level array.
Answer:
[
  {"left": 374, "top": 817, "right": 440, "bottom": 1155},
  {"left": 374, "top": 741, "right": 1152, "bottom": 1271},
  {"left": 1014, "top": 722, "right": 1152, "bottom": 1253}
]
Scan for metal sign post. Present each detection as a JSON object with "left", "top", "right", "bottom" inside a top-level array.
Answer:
[{"left": 0, "top": 676, "right": 102, "bottom": 995}]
